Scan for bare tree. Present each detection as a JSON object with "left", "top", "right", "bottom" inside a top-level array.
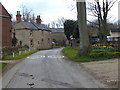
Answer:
[
  {"left": 56, "top": 23, "right": 59, "bottom": 28},
  {"left": 57, "top": 17, "right": 66, "bottom": 27},
  {"left": 31, "top": 14, "right": 35, "bottom": 22},
  {"left": 77, "top": 1, "right": 91, "bottom": 56},
  {"left": 87, "top": 0, "right": 117, "bottom": 45},
  {"left": 20, "top": 5, "right": 34, "bottom": 22},
  {"left": 51, "top": 21, "right": 56, "bottom": 28},
  {"left": 47, "top": 23, "right": 50, "bottom": 28},
  {"left": 51, "top": 17, "right": 66, "bottom": 28}
]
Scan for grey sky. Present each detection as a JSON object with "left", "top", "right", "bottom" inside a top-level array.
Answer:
[
  {"left": 0, "top": 0, "right": 119, "bottom": 24},
  {"left": 0, "top": 0, "right": 76, "bottom": 24}
]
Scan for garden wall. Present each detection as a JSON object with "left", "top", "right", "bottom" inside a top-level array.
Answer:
[{"left": 2, "top": 46, "right": 29, "bottom": 56}]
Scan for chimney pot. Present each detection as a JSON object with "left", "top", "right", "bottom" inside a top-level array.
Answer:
[
  {"left": 17, "top": 11, "right": 20, "bottom": 15},
  {"left": 16, "top": 11, "right": 21, "bottom": 23},
  {"left": 36, "top": 15, "right": 41, "bottom": 24}
]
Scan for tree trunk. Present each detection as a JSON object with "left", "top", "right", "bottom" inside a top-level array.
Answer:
[
  {"left": 77, "top": 1, "right": 91, "bottom": 56},
  {"left": 102, "top": 20, "right": 107, "bottom": 45},
  {"left": 98, "top": 14, "right": 103, "bottom": 44}
]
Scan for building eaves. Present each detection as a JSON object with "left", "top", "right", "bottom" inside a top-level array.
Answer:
[
  {"left": 49, "top": 28, "right": 64, "bottom": 33},
  {"left": 111, "top": 29, "right": 120, "bottom": 32}
]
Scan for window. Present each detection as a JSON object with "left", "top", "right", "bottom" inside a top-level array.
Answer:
[
  {"left": 42, "top": 30, "right": 44, "bottom": 35},
  {"left": 30, "top": 30, "right": 32, "bottom": 35},
  {"left": 48, "top": 38, "right": 50, "bottom": 43},
  {"left": 53, "top": 39, "right": 56, "bottom": 42},
  {"left": 41, "top": 39, "right": 44, "bottom": 45},
  {"left": 10, "top": 30, "right": 12, "bottom": 33},
  {"left": 30, "top": 40, "right": 33, "bottom": 47},
  {"left": 41, "top": 38, "right": 44, "bottom": 42},
  {"left": 19, "top": 41, "right": 22, "bottom": 46}
]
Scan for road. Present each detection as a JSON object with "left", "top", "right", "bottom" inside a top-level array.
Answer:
[{"left": 2, "top": 48, "right": 107, "bottom": 88}]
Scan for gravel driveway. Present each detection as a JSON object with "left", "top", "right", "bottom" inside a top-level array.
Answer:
[{"left": 81, "top": 59, "right": 118, "bottom": 88}]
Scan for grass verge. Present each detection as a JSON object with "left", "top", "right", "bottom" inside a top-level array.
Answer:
[
  {"left": 0, "top": 63, "right": 7, "bottom": 73},
  {"left": 62, "top": 46, "right": 119, "bottom": 62},
  {"left": 2, "top": 49, "right": 39, "bottom": 60}
]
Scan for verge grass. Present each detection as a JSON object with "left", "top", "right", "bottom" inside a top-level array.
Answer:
[
  {"left": 2, "top": 49, "right": 39, "bottom": 60},
  {"left": 62, "top": 46, "right": 119, "bottom": 62},
  {"left": 0, "top": 63, "right": 7, "bottom": 73}
]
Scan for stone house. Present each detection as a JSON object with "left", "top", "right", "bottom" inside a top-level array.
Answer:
[
  {"left": 13, "top": 11, "right": 52, "bottom": 49},
  {"left": 49, "top": 28, "right": 67, "bottom": 46},
  {"left": 0, "top": 3, "right": 12, "bottom": 47}
]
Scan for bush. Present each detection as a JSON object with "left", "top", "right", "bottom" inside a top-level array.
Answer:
[
  {"left": 52, "top": 43, "right": 61, "bottom": 46},
  {"left": 90, "top": 46, "right": 119, "bottom": 59}
]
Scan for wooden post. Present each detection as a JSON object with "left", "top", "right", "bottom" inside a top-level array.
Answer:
[
  {"left": 19, "top": 51, "right": 21, "bottom": 55},
  {"left": 0, "top": 51, "right": 2, "bottom": 59},
  {"left": 13, "top": 52, "right": 15, "bottom": 57}
]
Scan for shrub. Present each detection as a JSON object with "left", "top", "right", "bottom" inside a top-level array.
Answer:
[{"left": 52, "top": 43, "right": 61, "bottom": 46}]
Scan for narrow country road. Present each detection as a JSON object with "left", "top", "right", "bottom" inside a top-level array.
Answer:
[{"left": 2, "top": 48, "right": 107, "bottom": 88}]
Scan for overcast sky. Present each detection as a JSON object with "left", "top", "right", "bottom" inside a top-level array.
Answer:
[{"left": 0, "top": 0, "right": 119, "bottom": 24}]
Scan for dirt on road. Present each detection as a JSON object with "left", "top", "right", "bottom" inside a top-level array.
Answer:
[{"left": 81, "top": 59, "right": 118, "bottom": 88}]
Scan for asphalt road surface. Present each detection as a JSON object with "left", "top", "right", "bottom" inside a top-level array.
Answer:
[{"left": 2, "top": 48, "right": 107, "bottom": 88}]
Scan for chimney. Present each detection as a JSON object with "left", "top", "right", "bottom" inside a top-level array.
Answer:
[
  {"left": 36, "top": 15, "right": 41, "bottom": 24},
  {"left": 16, "top": 11, "right": 21, "bottom": 23}
]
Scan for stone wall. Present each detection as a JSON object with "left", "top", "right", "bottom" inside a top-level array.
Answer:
[
  {"left": 15, "top": 29, "right": 30, "bottom": 47},
  {"left": 2, "top": 46, "right": 29, "bottom": 56},
  {"left": 51, "top": 32, "right": 67, "bottom": 46},
  {"left": 33, "top": 30, "right": 52, "bottom": 49},
  {"left": 15, "top": 29, "right": 52, "bottom": 50}
]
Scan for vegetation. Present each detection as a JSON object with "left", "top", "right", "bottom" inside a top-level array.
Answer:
[
  {"left": 0, "top": 63, "right": 7, "bottom": 72},
  {"left": 87, "top": 0, "right": 117, "bottom": 45},
  {"left": 64, "top": 20, "right": 79, "bottom": 40},
  {"left": 52, "top": 43, "right": 61, "bottom": 46},
  {"left": 62, "top": 46, "right": 119, "bottom": 62},
  {"left": 2, "top": 46, "right": 29, "bottom": 57},
  {"left": 12, "top": 32, "right": 18, "bottom": 46},
  {"left": 2, "top": 49, "right": 39, "bottom": 60}
]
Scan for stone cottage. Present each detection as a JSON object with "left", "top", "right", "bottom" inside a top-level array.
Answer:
[
  {"left": 13, "top": 11, "right": 52, "bottom": 49},
  {"left": 49, "top": 28, "right": 67, "bottom": 46},
  {"left": 0, "top": 3, "right": 12, "bottom": 47}
]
